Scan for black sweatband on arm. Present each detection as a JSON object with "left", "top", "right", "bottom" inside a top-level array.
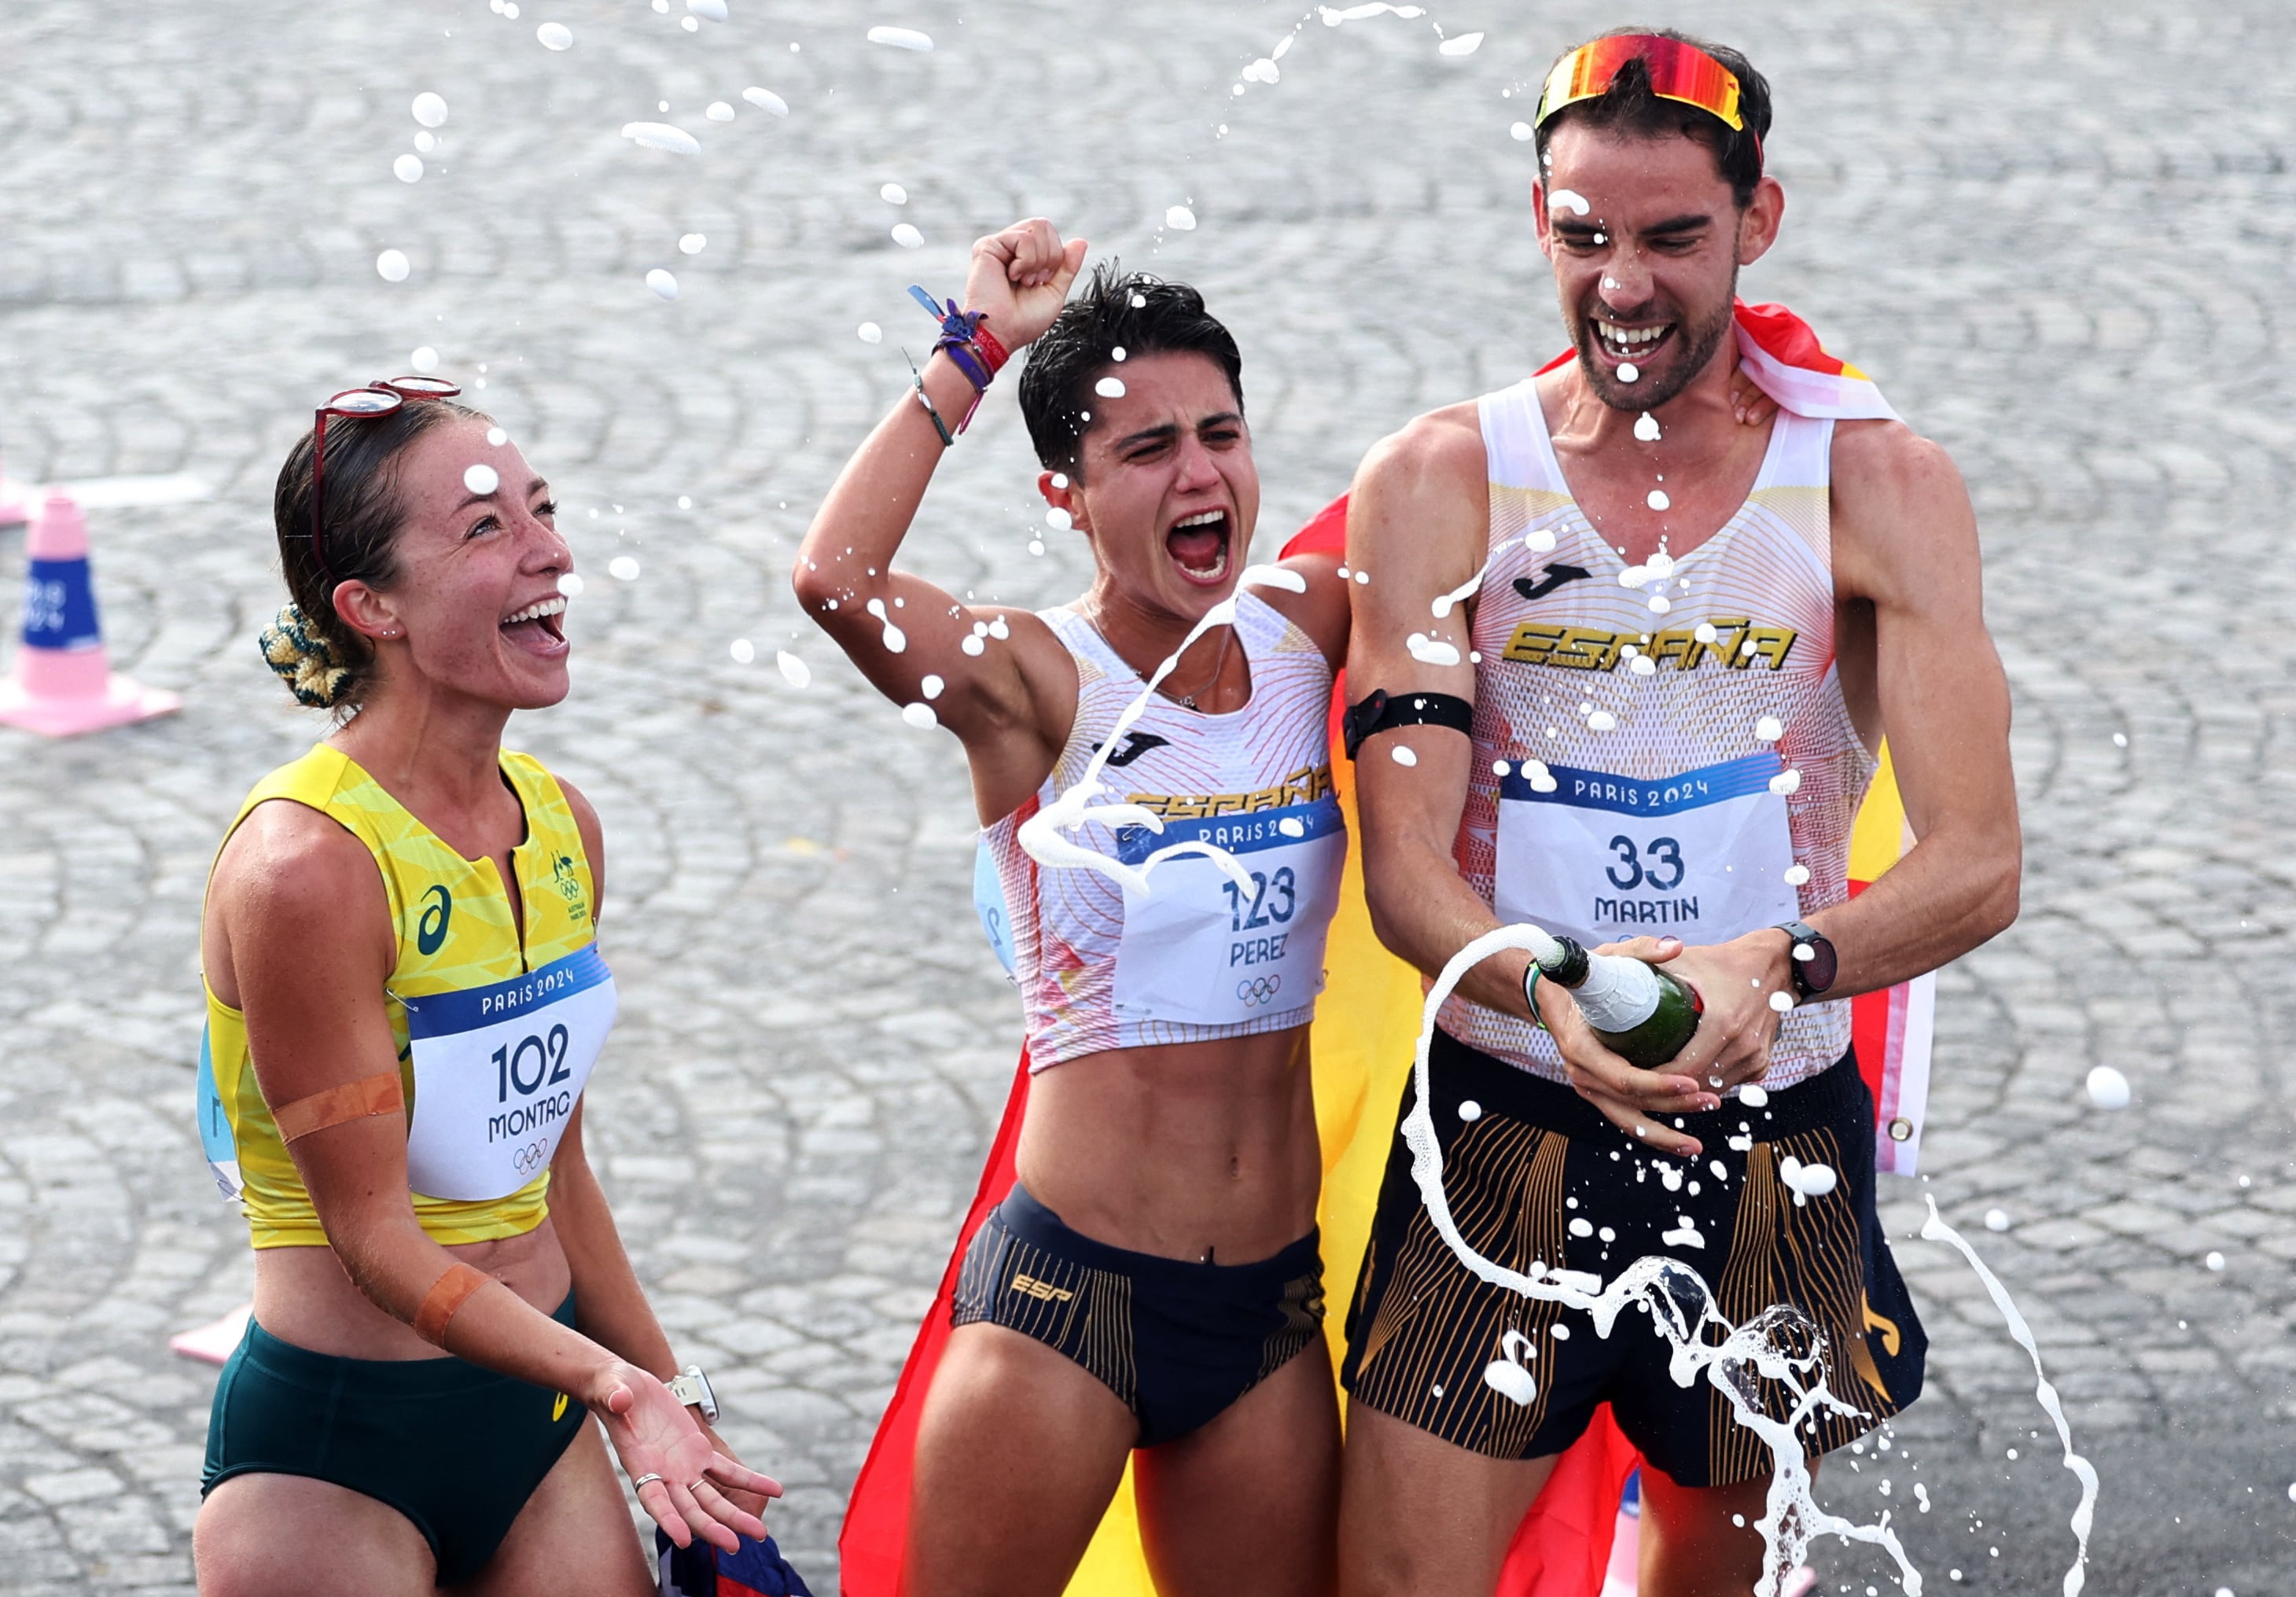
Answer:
[{"left": 1343, "top": 689, "right": 1475, "bottom": 760}]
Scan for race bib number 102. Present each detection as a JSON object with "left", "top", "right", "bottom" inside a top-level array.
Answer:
[{"left": 399, "top": 944, "right": 616, "bottom": 1202}]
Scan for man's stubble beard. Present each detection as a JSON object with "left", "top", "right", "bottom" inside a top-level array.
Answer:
[{"left": 1571, "top": 264, "right": 1739, "bottom": 413}]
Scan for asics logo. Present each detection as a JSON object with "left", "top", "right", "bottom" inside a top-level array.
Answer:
[
  {"left": 416, "top": 885, "right": 452, "bottom": 955},
  {"left": 1009, "top": 1273, "right": 1074, "bottom": 1303},
  {"left": 1236, "top": 973, "right": 1284, "bottom": 1007},
  {"left": 1093, "top": 732, "right": 1171, "bottom": 768}
]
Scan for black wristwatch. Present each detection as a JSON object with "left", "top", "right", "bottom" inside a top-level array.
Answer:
[{"left": 1775, "top": 919, "right": 1838, "bottom": 999}]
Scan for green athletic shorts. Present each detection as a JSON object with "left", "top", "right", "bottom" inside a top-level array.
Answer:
[{"left": 201, "top": 1290, "right": 587, "bottom": 1584}]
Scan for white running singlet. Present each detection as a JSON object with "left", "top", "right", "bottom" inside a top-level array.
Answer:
[
  {"left": 979, "top": 591, "right": 1345, "bottom": 1070},
  {"left": 1442, "top": 379, "right": 1875, "bottom": 1091}
]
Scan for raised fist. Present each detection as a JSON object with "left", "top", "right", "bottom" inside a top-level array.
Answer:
[{"left": 961, "top": 218, "right": 1088, "bottom": 351}]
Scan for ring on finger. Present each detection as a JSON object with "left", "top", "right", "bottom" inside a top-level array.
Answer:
[
  {"left": 686, "top": 1477, "right": 708, "bottom": 1492},
  {"left": 631, "top": 1473, "right": 664, "bottom": 1490}
]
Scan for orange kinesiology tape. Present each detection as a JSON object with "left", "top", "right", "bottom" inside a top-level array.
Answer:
[
  {"left": 274, "top": 1069, "right": 404, "bottom": 1143},
  {"left": 413, "top": 1262, "right": 494, "bottom": 1347}
]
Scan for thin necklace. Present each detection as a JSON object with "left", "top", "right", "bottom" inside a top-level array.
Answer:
[{"left": 1172, "top": 623, "right": 1234, "bottom": 710}]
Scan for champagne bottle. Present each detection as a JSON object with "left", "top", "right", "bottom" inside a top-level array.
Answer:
[{"left": 1525, "top": 929, "right": 1704, "bottom": 1069}]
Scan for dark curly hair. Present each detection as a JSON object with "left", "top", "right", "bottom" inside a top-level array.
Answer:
[{"left": 1015, "top": 261, "right": 1243, "bottom": 477}]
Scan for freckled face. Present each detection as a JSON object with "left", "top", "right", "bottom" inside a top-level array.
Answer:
[{"left": 358, "top": 417, "right": 576, "bottom": 709}]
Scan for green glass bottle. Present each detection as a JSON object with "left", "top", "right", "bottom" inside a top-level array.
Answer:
[{"left": 1526, "top": 929, "right": 1705, "bottom": 1069}]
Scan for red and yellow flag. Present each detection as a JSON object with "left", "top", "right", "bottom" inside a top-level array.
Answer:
[{"left": 841, "top": 302, "right": 1926, "bottom": 1593}]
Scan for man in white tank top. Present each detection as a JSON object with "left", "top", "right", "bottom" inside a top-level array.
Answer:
[
  {"left": 796, "top": 222, "right": 1351, "bottom": 1595},
  {"left": 1333, "top": 31, "right": 2021, "bottom": 1597}
]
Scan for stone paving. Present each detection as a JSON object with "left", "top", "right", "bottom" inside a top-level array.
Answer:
[{"left": 2, "top": 0, "right": 2294, "bottom": 1591}]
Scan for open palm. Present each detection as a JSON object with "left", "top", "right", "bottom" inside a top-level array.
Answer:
[{"left": 594, "top": 1363, "right": 782, "bottom": 1552}]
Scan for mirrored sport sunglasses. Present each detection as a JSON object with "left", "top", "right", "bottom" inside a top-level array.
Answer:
[
  {"left": 310, "top": 375, "right": 462, "bottom": 582},
  {"left": 1535, "top": 34, "right": 1746, "bottom": 134}
]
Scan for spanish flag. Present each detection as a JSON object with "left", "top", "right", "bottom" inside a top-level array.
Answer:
[{"left": 840, "top": 300, "right": 1929, "bottom": 1594}]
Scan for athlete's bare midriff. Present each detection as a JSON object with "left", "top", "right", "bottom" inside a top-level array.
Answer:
[
  {"left": 1015, "top": 1026, "right": 1321, "bottom": 1266},
  {"left": 250, "top": 1219, "right": 572, "bottom": 1362}
]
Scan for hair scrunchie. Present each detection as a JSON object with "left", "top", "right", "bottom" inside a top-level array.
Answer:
[{"left": 259, "top": 603, "right": 351, "bottom": 708}]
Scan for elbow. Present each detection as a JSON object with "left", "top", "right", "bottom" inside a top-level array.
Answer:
[
  {"left": 789, "top": 552, "right": 835, "bottom": 616},
  {"left": 1968, "top": 834, "right": 2022, "bottom": 948}
]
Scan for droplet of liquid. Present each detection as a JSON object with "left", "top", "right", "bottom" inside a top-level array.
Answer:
[
  {"left": 729, "top": 638, "right": 755, "bottom": 664},
  {"left": 679, "top": 233, "right": 706, "bottom": 255},
  {"left": 486, "top": 426, "right": 508, "bottom": 447},
  {"left": 1165, "top": 204, "right": 1197, "bottom": 231},
  {"left": 1782, "top": 863, "right": 1811, "bottom": 887},
  {"left": 1617, "top": 362, "right": 1639, "bottom": 382},
  {"left": 743, "top": 86, "right": 789, "bottom": 115},
  {"left": 646, "top": 268, "right": 680, "bottom": 300},
  {"left": 1045, "top": 507, "right": 1073, "bottom": 532},
  {"left": 411, "top": 92, "right": 449, "bottom": 128},
  {"left": 891, "top": 223, "right": 924, "bottom": 248},
  {"left": 1755, "top": 714, "right": 1783, "bottom": 741},
  {"left": 414, "top": 130, "right": 436, "bottom": 153},
  {"left": 609, "top": 555, "right": 641, "bottom": 581},
  {"left": 1634, "top": 412, "right": 1661, "bottom": 441},
  {"left": 1510, "top": 121, "right": 1533, "bottom": 142},
  {"left": 867, "top": 25, "right": 934, "bottom": 50},
  {"left": 705, "top": 101, "right": 735, "bottom": 122},
  {"left": 2205, "top": 1251, "right": 2226, "bottom": 1271},
  {"left": 857, "top": 322, "right": 882, "bottom": 344},
  {"left": 1768, "top": 767, "right": 1801, "bottom": 796},
  {"left": 687, "top": 0, "right": 728, "bottom": 19},
  {"left": 410, "top": 346, "right": 439, "bottom": 373},
  {"left": 393, "top": 153, "right": 424, "bottom": 183},
  {"left": 557, "top": 572, "right": 585, "bottom": 598},
  {"left": 536, "top": 20, "right": 573, "bottom": 48},
  {"left": 462, "top": 463, "right": 499, "bottom": 495},
  {"left": 1095, "top": 376, "right": 1127, "bottom": 398},
  {"left": 2085, "top": 1065, "right": 2130, "bottom": 1109},
  {"left": 1647, "top": 489, "right": 1671, "bottom": 510},
  {"left": 1647, "top": 593, "right": 1671, "bottom": 613},
  {"left": 1985, "top": 1209, "right": 2011, "bottom": 1232},
  {"left": 1390, "top": 745, "right": 1418, "bottom": 767},
  {"left": 622, "top": 122, "right": 701, "bottom": 155},
  {"left": 1586, "top": 710, "right": 1617, "bottom": 731},
  {"left": 921, "top": 673, "right": 946, "bottom": 700},
  {"left": 1768, "top": 991, "right": 1793, "bottom": 1013},
  {"left": 1739, "top": 1085, "right": 1769, "bottom": 1107},
  {"left": 1547, "top": 188, "right": 1590, "bottom": 215},
  {"left": 776, "top": 650, "right": 810, "bottom": 687},
  {"left": 866, "top": 597, "right": 907, "bottom": 653},
  {"left": 1481, "top": 1359, "right": 1536, "bottom": 1405},
  {"left": 901, "top": 701, "right": 937, "bottom": 728},
  {"left": 376, "top": 249, "right": 410, "bottom": 282},
  {"left": 881, "top": 182, "right": 908, "bottom": 204},
  {"left": 1437, "top": 31, "right": 1483, "bottom": 55}
]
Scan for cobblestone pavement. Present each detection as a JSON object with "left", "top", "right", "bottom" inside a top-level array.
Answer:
[{"left": 2, "top": 0, "right": 2294, "bottom": 1591}]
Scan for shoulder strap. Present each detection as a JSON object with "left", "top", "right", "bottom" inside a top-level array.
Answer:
[{"left": 1477, "top": 378, "right": 1561, "bottom": 493}]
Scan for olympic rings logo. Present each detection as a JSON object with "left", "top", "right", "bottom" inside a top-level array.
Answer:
[
  {"left": 511, "top": 1138, "right": 553, "bottom": 1177},
  {"left": 1236, "top": 974, "right": 1284, "bottom": 1008}
]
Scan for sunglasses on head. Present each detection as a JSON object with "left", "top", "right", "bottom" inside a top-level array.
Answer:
[
  {"left": 309, "top": 375, "right": 462, "bottom": 583},
  {"left": 1536, "top": 34, "right": 1749, "bottom": 139}
]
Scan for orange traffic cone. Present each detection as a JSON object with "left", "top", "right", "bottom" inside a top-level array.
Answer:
[{"left": 0, "top": 490, "right": 180, "bottom": 735}]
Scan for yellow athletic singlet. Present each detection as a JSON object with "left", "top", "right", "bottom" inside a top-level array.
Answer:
[{"left": 197, "top": 745, "right": 605, "bottom": 1249}]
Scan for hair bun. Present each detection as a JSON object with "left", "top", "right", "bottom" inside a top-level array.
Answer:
[{"left": 259, "top": 603, "right": 351, "bottom": 708}]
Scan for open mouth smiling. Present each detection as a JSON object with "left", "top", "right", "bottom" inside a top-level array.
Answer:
[
  {"left": 500, "top": 593, "right": 568, "bottom": 651},
  {"left": 1593, "top": 318, "right": 1675, "bottom": 363},
  {"left": 1166, "top": 508, "right": 1231, "bottom": 586}
]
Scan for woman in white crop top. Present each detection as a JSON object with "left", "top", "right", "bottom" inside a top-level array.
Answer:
[{"left": 796, "top": 220, "right": 1350, "bottom": 1597}]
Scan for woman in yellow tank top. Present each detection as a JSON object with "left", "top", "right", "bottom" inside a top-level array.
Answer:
[{"left": 192, "top": 377, "right": 780, "bottom": 1595}]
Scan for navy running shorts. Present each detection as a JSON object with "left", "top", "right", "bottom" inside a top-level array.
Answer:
[
  {"left": 953, "top": 1183, "right": 1325, "bottom": 1448},
  {"left": 1341, "top": 1030, "right": 1925, "bottom": 1488}
]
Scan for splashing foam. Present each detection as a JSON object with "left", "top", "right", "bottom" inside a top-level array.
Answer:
[
  {"left": 1920, "top": 1197, "right": 2098, "bottom": 1593},
  {"left": 1016, "top": 567, "right": 1306, "bottom": 898}
]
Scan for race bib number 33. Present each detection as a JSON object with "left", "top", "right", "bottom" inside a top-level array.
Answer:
[
  {"left": 1495, "top": 752, "right": 1801, "bottom": 950},
  {"left": 398, "top": 944, "right": 616, "bottom": 1202}
]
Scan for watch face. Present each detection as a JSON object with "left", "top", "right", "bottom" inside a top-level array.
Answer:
[{"left": 1800, "top": 935, "right": 1838, "bottom": 995}]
